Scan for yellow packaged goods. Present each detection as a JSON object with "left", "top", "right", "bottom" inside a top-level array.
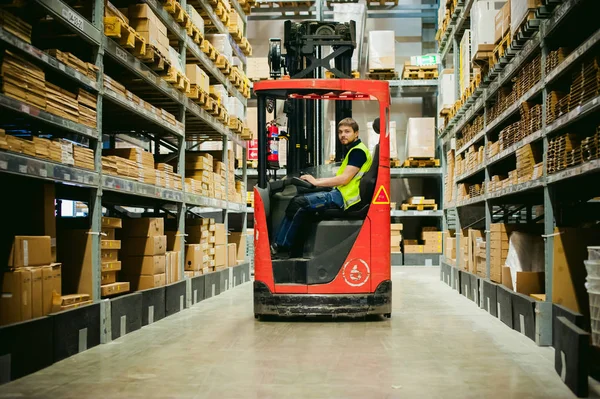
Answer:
[
  {"left": 9, "top": 236, "right": 52, "bottom": 268},
  {"left": 101, "top": 282, "right": 130, "bottom": 297}
]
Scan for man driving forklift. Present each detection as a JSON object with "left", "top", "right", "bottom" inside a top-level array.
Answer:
[{"left": 270, "top": 117, "right": 374, "bottom": 256}]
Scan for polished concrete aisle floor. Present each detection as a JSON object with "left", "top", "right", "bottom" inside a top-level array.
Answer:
[{"left": 1, "top": 267, "right": 598, "bottom": 399}]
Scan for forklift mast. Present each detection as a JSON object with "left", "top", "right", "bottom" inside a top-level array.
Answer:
[{"left": 268, "top": 20, "right": 357, "bottom": 175}]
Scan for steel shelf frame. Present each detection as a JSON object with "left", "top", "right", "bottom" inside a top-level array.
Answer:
[
  {"left": 440, "top": 0, "right": 599, "bottom": 347},
  {"left": 0, "top": 0, "right": 250, "bottom": 306}
]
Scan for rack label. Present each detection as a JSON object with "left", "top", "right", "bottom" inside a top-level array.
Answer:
[
  {"left": 40, "top": 168, "right": 48, "bottom": 178},
  {"left": 64, "top": 173, "right": 70, "bottom": 181},
  {"left": 62, "top": 7, "right": 85, "bottom": 32},
  {"left": 18, "top": 164, "right": 26, "bottom": 174},
  {"left": 20, "top": 104, "right": 30, "bottom": 114},
  {"left": 0, "top": 161, "right": 6, "bottom": 170},
  {"left": 115, "top": 47, "right": 128, "bottom": 63}
]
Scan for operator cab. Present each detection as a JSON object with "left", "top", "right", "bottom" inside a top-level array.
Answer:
[{"left": 257, "top": 121, "right": 381, "bottom": 286}]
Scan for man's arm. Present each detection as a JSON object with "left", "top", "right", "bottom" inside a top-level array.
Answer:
[{"left": 300, "top": 166, "right": 360, "bottom": 187}]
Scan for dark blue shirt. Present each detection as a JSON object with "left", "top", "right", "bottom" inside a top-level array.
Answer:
[{"left": 346, "top": 139, "right": 367, "bottom": 169}]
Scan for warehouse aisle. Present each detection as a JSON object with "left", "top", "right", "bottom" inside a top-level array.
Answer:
[{"left": 0, "top": 267, "right": 594, "bottom": 399}]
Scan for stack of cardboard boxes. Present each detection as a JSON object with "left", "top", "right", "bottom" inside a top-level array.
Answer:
[
  {"left": 444, "top": 231, "right": 457, "bottom": 263},
  {"left": 422, "top": 228, "right": 443, "bottom": 253},
  {"left": 215, "top": 223, "right": 229, "bottom": 271},
  {"left": 100, "top": 217, "right": 130, "bottom": 296},
  {"left": 128, "top": 4, "right": 169, "bottom": 57},
  {"left": 185, "top": 152, "right": 214, "bottom": 197},
  {"left": 490, "top": 223, "right": 510, "bottom": 283},
  {"left": 184, "top": 218, "right": 216, "bottom": 276},
  {"left": 122, "top": 218, "right": 167, "bottom": 291},
  {"left": 391, "top": 224, "right": 403, "bottom": 253},
  {"left": 1, "top": 236, "right": 62, "bottom": 325}
]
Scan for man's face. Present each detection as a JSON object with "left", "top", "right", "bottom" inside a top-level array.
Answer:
[{"left": 338, "top": 125, "right": 359, "bottom": 146}]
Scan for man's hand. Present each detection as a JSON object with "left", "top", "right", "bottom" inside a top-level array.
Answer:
[{"left": 300, "top": 174, "right": 318, "bottom": 186}]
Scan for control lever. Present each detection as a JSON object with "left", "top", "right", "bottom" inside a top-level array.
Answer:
[{"left": 291, "top": 177, "right": 315, "bottom": 189}]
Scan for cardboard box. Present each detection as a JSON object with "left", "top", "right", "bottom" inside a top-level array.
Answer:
[
  {"left": 42, "top": 264, "right": 60, "bottom": 316},
  {"left": 215, "top": 224, "right": 226, "bottom": 246},
  {"left": 445, "top": 236, "right": 457, "bottom": 260},
  {"left": 460, "top": 30, "right": 471, "bottom": 95},
  {"left": 0, "top": 269, "right": 32, "bottom": 325},
  {"left": 185, "top": 64, "right": 210, "bottom": 93},
  {"left": 471, "top": 1, "right": 505, "bottom": 60},
  {"left": 228, "top": 232, "right": 246, "bottom": 261},
  {"left": 102, "top": 261, "right": 121, "bottom": 272},
  {"left": 102, "top": 228, "right": 116, "bottom": 240},
  {"left": 185, "top": 244, "right": 203, "bottom": 271},
  {"left": 215, "top": 244, "right": 226, "bottom": 267},
  {"left": 391, "top": 246, "right": 401, "bottom": 253},
  {"left": 227, "top": 243, "right": 237, "bottom": 267},
  {"left": 122, "top": 255, "right": 166, "bottom": 275},
  {"left": 502, "top": 267, "right": 545, "bottom": 294},
  {"left": 100, "top": 240, "right": 121, "bottom": 250},
  {"left": 102, "top": 270, "right": 117, "bottom": 285},
  {"left": 468, "top": 229, "right": 485, "bottom": 274},
  {"left": 101, "top": 282, "right": 130, "bottom": 296},
  {"left": 423, "top": 244, "right": 442, "bottom": 254},
  {"left": 123, "top": 218, "right": 164, "bottom": 237},
  {"left": 9, "top": 236, "right": 52, "bottom": 267},
  {"left": 405, "top": 118, "right": 435, "bottom": 159},
  {"left": 122, "top": 236, "right": 167, "bottom": 256},
  {"left": 391, "top": 236, "right": 402, "bottom": 247},
  {"left": 422, "top": 231, "right": 442, "bottom": 242},
  {"left": 368, "top": 31, "right": 395, "bottom": 70},
  {"left": 439, "top": 69, "right": 456, "bottom": 110},
  {"left": 405, "top": 245, "right": 424, "bottom": 254},
  {"left": 101, "top": 249, "right": 119, "bottom": 262},
  {"left": 30, "top": 267, "right": 43, "bottom": 319},
  {"left": 126, "top": 273, "right": 166, "bottom": 291},
  {"left": 511, "top": 0, "right": 539, "bottom": 37}
]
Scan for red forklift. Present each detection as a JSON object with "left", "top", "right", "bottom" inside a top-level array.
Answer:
[{"left": 253, "top": 78, "right": 392, "bottom": 318}]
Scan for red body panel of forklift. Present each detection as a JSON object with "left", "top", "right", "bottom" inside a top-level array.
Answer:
[{"left": 253, "top": 79, "right": 391, "bottom": 316}]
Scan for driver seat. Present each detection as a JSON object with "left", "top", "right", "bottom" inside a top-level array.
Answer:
[{"left": 318, "top": 143, "right": 380, "bottom": 220}]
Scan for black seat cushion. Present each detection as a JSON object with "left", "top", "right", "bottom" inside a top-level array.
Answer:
[{"left": 319, "top": 144, "right": 380, "bottom": 220}]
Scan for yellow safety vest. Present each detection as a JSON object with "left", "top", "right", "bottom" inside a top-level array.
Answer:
[{"left": 336, "top": 141, "right": 373, "bottom": 209}]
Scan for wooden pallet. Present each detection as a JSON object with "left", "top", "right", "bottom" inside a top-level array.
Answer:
[
  {"left": 200, "top": 40, "right": 218, "bottom": 61},
  {"left": 139, "top": 45, "right": 170, "bottom": 73},
  {"left": 401, "top": 203, "right": 438, "bottom": 211},
  {"left": 402, "top": 158, "right": 440, "bottom": 167},
  {"left": 187, "top": 85, "right": 208, "bottom": 105},
  {"left": 189, "top": 24, "right": 204, "bottom": 45},
  {"left": 367, "top": 69, "right": 398, "bottom": 80},
  {"left": 202, "top": 96, "right": 214, "bottom": 112},
  {"left": 165, "top": 66, "right": 190, "bottom": 93},
  {"left": 163, "top": 0, "right": 191, "bottom": 29},
  {"left": 490, "top": 33, "right": 511, "bottom": 69},
  {"left": 229, "top": 25, "right": 243, "bottom": 43},
  {"left": 215, "top": 54, "right": 231, "bottom": 75},
  {"left": 104, "top": 17, "right": 147, "bottom": 58}
]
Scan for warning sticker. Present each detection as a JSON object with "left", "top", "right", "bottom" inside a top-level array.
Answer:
[{"left": 372, "top": 185, "right": 390, "bottom": 204}]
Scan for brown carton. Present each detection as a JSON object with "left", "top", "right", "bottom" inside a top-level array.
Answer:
[
  {"left": 185, "top": 244, "right": 203, "bottom": 271},
  {"left": 102, "top": 271, "right": 117, "bottom": 285},
  {"left": 101, "top": 217, "right": 122, "bottom": 228},
  {"left": 0, "top": 269, "right": 32, "bottom": 325},
  {"left": 215, "top": 223, "right": 226, "bottom": 245},
  {"left": 122, "top": 255, "right": 166, "bottom": 275},
  {"left": 405, "top": 245, "right": 424, "bottom": 254},
  {"left": 102, "top": 261, "right": 121, "bottom": 272},
  {"left": 101, "top": 249, "right": 119, "bottom": 262},
  {"left": 228, "top": 232, "right": 246, "bottom": 261},
  {"left": 122, "top": 236, "right": 167, "bottom": 256},
  {"left": 101, "top": 282, "right": 130, "bottom": 297},
  {"left": 227, "top": 243, "right": 237, "bottom": 267},
  {"left": 123, "top": 218, "right": 164, "bottom": 237},
  {"left": 9, "top": 236, "right": 52, "bottom": 267},
  {"left": 30, "top": 267, "right": 43, "bottom": 319},
  {"left": 126, "top": 273, "right": 166, "bottom": 290},
  {"left": 166, "top": 231, "right": 183, "bottom": 251},
  {"left": 100, "top": 240, "right": 121, "bottom": 250},
  {"left": 215, "top": 245, "right": 226, "bottom": 267},
  {"left": 102, "top": 228, "right": 116, "bottom": 240}
]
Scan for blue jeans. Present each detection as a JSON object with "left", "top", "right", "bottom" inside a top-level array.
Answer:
[{"left": 274, "top": 189, "right": 344, "bottom": 249}]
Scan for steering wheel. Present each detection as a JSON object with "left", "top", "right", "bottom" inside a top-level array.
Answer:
[{"left": 291, "top": 177, "right": 315, "bottom": 189}]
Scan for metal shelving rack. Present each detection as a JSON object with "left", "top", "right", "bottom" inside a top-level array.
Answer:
[
  {"left": 0, "top": 0, "right": 250, "bottom": 304},
  {"left": 437, "top": 0, "right": 600, "bottom": 346}
]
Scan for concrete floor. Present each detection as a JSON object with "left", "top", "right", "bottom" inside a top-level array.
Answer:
[{"left": 0, "top": 267, "right": 598, "bottom": 399}]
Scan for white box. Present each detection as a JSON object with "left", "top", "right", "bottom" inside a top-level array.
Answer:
[
  {"left": 333, "top": 3, "right": 366, "bottom": 72},
  {"left": 439, "top": 68, "right": 456, "bottom": 109},
  {"left": 368, "top": 31, "right": 395, "bottom": 71},
  {"left": 405, "top": 118, "right": 435, "bottom": 159},
  {"left": 470, "top": 1, "right": 505, "bottom": 60},
  {"left": 368, "top": 120, "right": 396, "bottom": 159},
  {"left": 207, "top": 34, "right": 232, "bottom": 61},
  {"left": 247, "top": 57, "right": 270, "bottom": 80},
  {"left": 186, "top": 5, "right": 204, "bottom": 35},
  {"left": 460, "top": 30, "right": 471, "bottom": 95},
  {"left": 511, "top": 0, "right": 540, "bottom": 37},
  {"left": 438, "top": 0, "right": 446, "bottom": 27}
]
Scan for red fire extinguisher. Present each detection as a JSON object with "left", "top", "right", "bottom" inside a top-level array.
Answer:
[{"left": 267, "top": 121, "right": 279, "bottom": 167}]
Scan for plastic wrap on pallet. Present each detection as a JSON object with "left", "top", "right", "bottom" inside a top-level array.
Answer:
[
  {"left": 367, "top": 121, "right": 397, "bottom": 159},
  {"left": 459, "top": 29, "right": 471, "bottom": 95},
  {"left": 438, "top": 0, "right": 446, "bottom": 27},
  {"left": 168, "top": 46, "right": 184, "bottom": 73},
  {"left": 511, "top": 0, "right": 541, "bottom": 37},
  {"left": 211, "top": 84, "right": 228, "bottom": 104},
  {"left": 207, "top": 34, "right": 233, "bottom": 62},
  {"left": 405, "top": 118, "right": 435, "bottom": 159},
  {"left": 333, "top": 3, "right": 366, "bottom": 72},
  {"left": 247, "top": 57, "right": 270, "bottom": 80},
  {"left": 186, "top": 5, "right": 204, "bottom": 35},
  {"left": 470, "top": 1, "right": 505, "bottom": 61},
  {"left": 368, "top": 31, "right": 395, "bottom": 71},
  {"left": 439, "top": 69, "right": 456, "bottom": 109}
]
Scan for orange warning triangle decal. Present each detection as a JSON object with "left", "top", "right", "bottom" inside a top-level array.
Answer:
[{"left": 372, "top": 185, "right": 390, "bottom": 204}]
